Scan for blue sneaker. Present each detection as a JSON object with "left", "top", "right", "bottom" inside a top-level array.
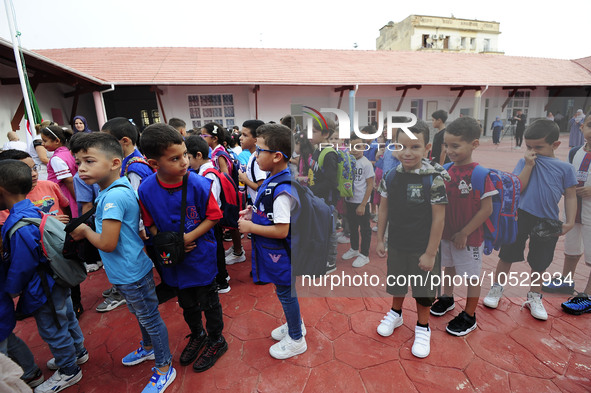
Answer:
[
  {"left": 562, "top": 292, "right": 591, "bottom": 315},
  {"left": 141, "top": 366, "right": 176, "bottom": 393},
  {"left": 542, "top": 276, "right": 575, "bottom": 294},
  {"left": 122, "top": 342, "right": 155, "bottom": 366}
]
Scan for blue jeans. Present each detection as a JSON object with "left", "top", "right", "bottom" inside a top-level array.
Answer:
[
  {"left": 33, "top": 284, "right": 85, "bottom": 372},
  {"left": 275, "top": 284, "right": 302, "bottom": 340},
  {"left": 114, "top": 270, "right": 172, "bottom": 368},
  {"left": 0, "top": 333, "right": 39, "bottom": 379}
]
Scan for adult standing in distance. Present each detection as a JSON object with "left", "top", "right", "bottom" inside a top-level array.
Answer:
[{"left": 512, "top": 110, "right": 526, "bottom": 149}]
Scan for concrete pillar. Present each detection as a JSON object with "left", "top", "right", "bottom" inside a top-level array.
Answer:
[
  {"left": 473, "top": 90, "right": 482, "bottom": 124},
  {"left": 93, "top": 91, "right": 106, "bottom": 130}
]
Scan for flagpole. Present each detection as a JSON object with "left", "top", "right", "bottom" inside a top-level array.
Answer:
[{"left": 4, "top": 0, "right": 36, "bottom": 146}]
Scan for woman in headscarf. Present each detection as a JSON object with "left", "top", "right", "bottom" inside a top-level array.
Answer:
[
  {"left": 491, "top": 116, "right": 503, "bottom": 145},
  {"left": 568, "top": 109, "right": 585, "bottom": 147},
  {"left": 73, "top": 115, "right": 92, "bottom": 133}
]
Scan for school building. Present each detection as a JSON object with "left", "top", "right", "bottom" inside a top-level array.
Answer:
[{"left": 1, "top": 37, "right": 591, "bottom": 144}]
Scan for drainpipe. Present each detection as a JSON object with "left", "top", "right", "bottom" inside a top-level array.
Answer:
[
  {"left": 349, "top": 85, "right": 358, "bottom": 132},
  {"left": 93, "top": 84, "right": 115, "bottom": 129}
]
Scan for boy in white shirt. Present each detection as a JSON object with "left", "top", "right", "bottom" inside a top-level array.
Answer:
[{"left": 342, "top": 135, "right": 375, "bottom": 267}]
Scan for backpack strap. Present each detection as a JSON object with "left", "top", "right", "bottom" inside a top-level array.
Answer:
[
  {"left": 470, "top": 164, "right": 490, "bottom": 195},
  {"left": 569, "top": 145, "right": 583, "bottom": 164},
  {"left": 250, "top": 157, "right": 257, "bottom": 182},
  {"left": 318, "top": 147, "right": 336, "bottom": 168},
  {"left": 64, "top": 184, "right": 130, "bottom": 233},
  {"left": 179, "top": 173, "right": 188, "bottom": 235}
]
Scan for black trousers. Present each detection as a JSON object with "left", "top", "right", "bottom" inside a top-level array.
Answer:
[
  {"left": 346, "top": 202, "right": 372, "bottom": 256},
  {"left": 515, "top": 128, "right": 524, "bottom": 147},
  {"left": 177, "top": 282, "right": 224, "bottom": 339},
  {"left": 214, "top": 225, "right": 229, "bottom": 286}
]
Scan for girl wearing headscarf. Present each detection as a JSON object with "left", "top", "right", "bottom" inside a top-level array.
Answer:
[
  {"left": 73, "top": 115, "right": 92, "bottom": 133},
  {"left": 491, "top": 116, "right": 503, "bottom": 145},
  {"left": 569, "top": 109, "right": 585, "bottom": 147}
]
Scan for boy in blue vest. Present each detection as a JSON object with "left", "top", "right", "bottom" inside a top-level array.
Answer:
[
  {"left": 430, "top": 117, "right": 497, "bottom": 336},
  {"left": 483, "top": 120, "right": 577, "bottom": 320},
  {"left": 238, "top": 123, "right": 307, "bottom": 359},
  {"left": 1, "top": 160, "right": 86, "bottom": 393},
  {"left": 376, "top": 121, "right": 449, "bottom": 358},
  {"left": 69, "top": 133, "right": 175, "bottom": 393},
  {"left": 137, "top": 124, "right": 227, "bottom": 372}
]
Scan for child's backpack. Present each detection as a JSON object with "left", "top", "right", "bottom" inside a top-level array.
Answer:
[
  {"left": 262, "top": 173, "right": 334, "bottom": 276},
  {"left": 202, "top": 167, "right": 241, "bottom": 229},
  {"left": 8, "top": 215, "right": 87, "bottom": 288},
  {"left": 124, "top": 156, "right": 155, "bottom": 178},
  {"left": 444, "top": 163, "right": 521, "bottom": 255},
  {"left": 318, "top": 148, "right": 356, "bottom": 198},
  {"left": 212, "top": 149, "right": 240, "bottom": 189}
]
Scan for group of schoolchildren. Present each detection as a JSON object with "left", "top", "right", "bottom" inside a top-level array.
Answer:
[
  {"left": 297, "top": 109, "right": 590, "bottom": 360},
  {"left": 1, "top": 108, "right": 590, "bottom": 392}
]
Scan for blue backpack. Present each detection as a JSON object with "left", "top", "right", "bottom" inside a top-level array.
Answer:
[
  {"left": 444, "top": 163, "right": 521, "bottom": 255},
  {"left": 261, "top": 172, "right": 334, "bottom": 276}
]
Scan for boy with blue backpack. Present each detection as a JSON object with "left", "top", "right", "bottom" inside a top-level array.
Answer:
[
  {"left": 238, "top": 123, "right": 308, "bottom": 359},
  {"left": 484, "top": 119, "right": 577, "bottom": 320},
  {"left": 430, "top": 117, "right": 498, "bottom": 336},
  {"left": 1, "top": 160, "right": 87, "bottom": 393}
]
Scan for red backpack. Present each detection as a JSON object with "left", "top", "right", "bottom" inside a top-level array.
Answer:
[{"left": 202, "top": 167, "right": 241, "bottom": 229}]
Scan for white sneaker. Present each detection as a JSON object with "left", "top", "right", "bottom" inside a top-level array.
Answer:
[
  {"left": 377, "top": 309, "right": 403, "bottom": 337},
  {"left": 342, "top": 248, "right": 359, "bottom": 260},
  {"left": 84, "top": 261, "right": 102, "bottom": 272},
  {"left": 411, "top": 325, "right": 431, "bottom": 358},
  {"left": 337, "top": 234, "right": 350, "bottom": 244},
  {"left": 522, "top": 291, "right": 548, "bottom": 320},
  {"left": 271, "top": 320, "right": 306, "bottom": 341},
  {"left": 352, "top": 254, "right": 369, "bottom": 268},
  {"left": 34, "top": 368, "right": 82, "bottom": 393},
  {"left": 372, "top": 226, "right": 378, "bottom": 232},
  {"left": 483, "top": 283, "right": 504, "bottom": 309},
  {"left": 224, "top": 245, "right": 234, "bottom": 257},
  {"left": 47, "top": 349, "right": 89, "bottom": 370},
  {"left": 269, "top": 335, "right": 307, "bottom": 359},
  {"left": 226, "top": 251, "right": 246, "bottom": 265}
]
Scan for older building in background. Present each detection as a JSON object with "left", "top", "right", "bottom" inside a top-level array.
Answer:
[{"left": 377, "top": 15, "right": 503, "bottom": 54}]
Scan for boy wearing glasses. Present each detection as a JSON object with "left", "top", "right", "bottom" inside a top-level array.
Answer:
[
  {"left": 238, "top": 124, "right": 307, "bottom": 359},
  {"left": 0, "top": 150, "right": 71, "bottom": 226}
]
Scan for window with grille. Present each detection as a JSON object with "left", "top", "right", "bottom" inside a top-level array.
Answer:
[{"left": 188, "top": 94, "right": 235, "bottom": 129}]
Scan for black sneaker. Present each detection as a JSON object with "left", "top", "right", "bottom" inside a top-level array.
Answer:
[
  {"left": 430, "top": 295, "right": 455, "bottom": 316},
  {"left": 22, "top": 368, "right": 44, "bottom": 388},
  {"left": 193, "top": 336, "right": 228, "bottom": 372},
  {"left": 446, "top": 311, "right": 477, "bottom": 336},
  {"left": 180, "top": 332, "right": 207, "bottom": 366}
]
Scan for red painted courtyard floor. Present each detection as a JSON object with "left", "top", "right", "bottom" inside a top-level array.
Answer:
[{"left": 14, "top": 134, "right": 591, "bottom": 392}]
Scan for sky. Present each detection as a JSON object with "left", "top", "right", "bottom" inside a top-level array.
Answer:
[{"left": 1, "top": 0, "right": 589, "bottom": 59}]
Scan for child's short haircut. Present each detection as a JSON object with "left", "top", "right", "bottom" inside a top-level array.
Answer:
[
  {"left": 432, "top": 109, "right": 448, "bottom": 123},
  {"left": 102, "top": 117, "right": 140, "bottom": 145},
  {"left": 396, "top": 120, "right": 430, "bottom": 145},
  {"left": 280, "top": 114, "right": 295, "bottom": 130},
  {"left": 445, "top": 116, "right": 481, "bottom": 142},
  {"left": 0, "top": 149, "right": 31, "bottom": 161},
  {"left": 524, "top": 119, "right": 560, "bottom": 144},
  {"left": 140, "top": 123, "right": 184, "bottom": 159},
  {"left": 70, "top": 132, "right": 124, "bottom": 159},
  {"left": 41, "top": 125, "right": 73, "bottom": 145},
  {"left": 0, "top": 160, "right": 32, "bottom": 195},
  {"left": 168, "top": 118, "right": 186, "bottom": 130},
  {"left": 185, "top": 135, "right": 209, "bottom": 159},
  {"left": 313, "top": 117, "right": 336, "bottom": 136},
  {"left": 242, "top": 120, "right": 265, "bottom": 137},
  {"left": 256, "top": 124, "right": 293, "bottom": 161}
]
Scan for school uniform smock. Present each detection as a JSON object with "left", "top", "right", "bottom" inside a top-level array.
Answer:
[
  {"left": 139, "top": 171, "right": 223, "bottom": 289},
  {"left": 251, "top": 169, "right": 299, "bottom": 286}
]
